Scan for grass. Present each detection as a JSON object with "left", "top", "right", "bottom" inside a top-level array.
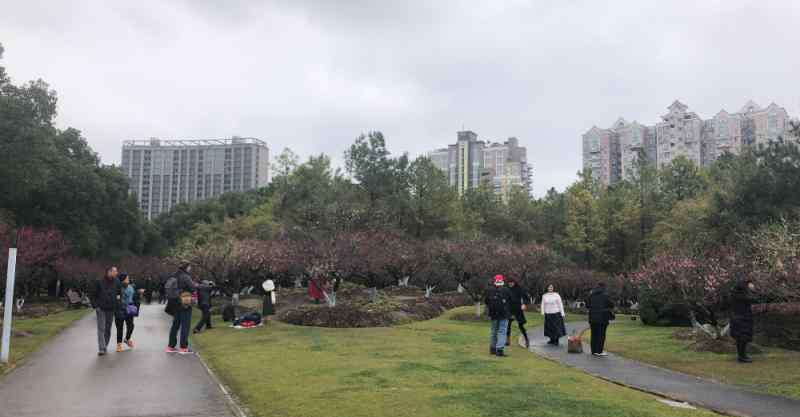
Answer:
[
  {"left": 194, "top": 307, "right": 719, "bottom": 417},
  {"left": 0, "top": 308, "right": 88, "bottom": 375},
  {"left": 601, "top": 317, "right": 800, "bottom": 400}
]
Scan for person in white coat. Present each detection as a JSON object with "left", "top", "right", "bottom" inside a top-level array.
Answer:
[{"left": 541, "top": 284, "right": 567, "bottom": 345}]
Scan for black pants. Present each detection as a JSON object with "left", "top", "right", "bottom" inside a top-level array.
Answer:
[
  {"left": 590, "top": 322, "right": 608, "bottom": 354},
  {"left": 194, "top": 305, "right": 212, "bottom": 331},
  {"left": 736, "top": 339, "right": 749, "bottom": 358},
  {"left": 115, "top": 316, "right": 134, "bottom": 343},
  {"left": 506, "top": 314, "right": 529, "bottom": 345},
  {"left": 169, "top": 307, "right": 192, "bottom": 349}
]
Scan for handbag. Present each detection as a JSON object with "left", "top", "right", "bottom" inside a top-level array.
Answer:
[{"left": 127, "top": 304, "right": 139, "bottom": 317}]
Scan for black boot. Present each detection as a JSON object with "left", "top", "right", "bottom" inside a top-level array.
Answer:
[
  {"left": 737, "top": 341, "right": 752, "bottom": 363},
  {"left": 496, "top": 348, "right": 506, "bottom": 357},
  {"left": 490, "top": 346, "right": 496, "bottom": 355},
  {"left": 524, "top": 336, "right": 530, "bottom": 348}
]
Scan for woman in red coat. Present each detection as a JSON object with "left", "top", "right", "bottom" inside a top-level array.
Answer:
[{"left": 308, "top": 276, "right": 324, "bottom": 304}]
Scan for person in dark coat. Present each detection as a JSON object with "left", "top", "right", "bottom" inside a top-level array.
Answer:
[
  {"left": 586, "top": 282, "right": 615, "bottom": 357},
  {"left": 730, "top": 279, "right": 756, "bottom": 363},
  {"left": 166, "top": 262, "right": 196, "bottom": 353},
  {"left": 504, "top": 278, "right": 532, "bottom": 348},
  {"left": 193, "top": 280, "right": 214, "bottom": 333},
  {"left": 90, "top": 266, "right": 121, "bottom": 356},
  {"left": 485, "top": 275, "right": 513, "bottom": 357}
]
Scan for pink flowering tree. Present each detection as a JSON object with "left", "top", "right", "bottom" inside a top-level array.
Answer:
[{"left": 631, "top": 249, "right": 746, "bottom": 338}]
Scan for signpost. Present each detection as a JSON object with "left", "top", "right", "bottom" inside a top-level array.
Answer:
[{"left": 1, "top": 248, "right": 18, "bottom": 363}]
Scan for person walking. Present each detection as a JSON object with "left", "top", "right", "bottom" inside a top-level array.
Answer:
[
  {"left": 505, "top": 278, "right": 531, "bottom": 348},
  {"left": 730, "top": 279, "right": 756, "bottom": 363},
  {"left": 193, "top": 280, "right": 214, "bottom": 334},
  {"left": 90, "top": 266, "right": 121, "bottom": 356},
  {"left": 485, "top": 275, "right": 513, "bottom": 357},
  {"left": 166, "top": 261, "right": 196, "bottom": 354},
  {"left": 114, "top": 273, "right": 139, "bottom": 352},
  {"left": 587, "top": 282, "right": 615, "bottom": 356},
  {"left": 541, "top": 284, "right": 567, "bottom": 346}
]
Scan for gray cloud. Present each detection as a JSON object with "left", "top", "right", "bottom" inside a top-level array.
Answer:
[{"left": 2, "top": 0, "right": 799, "bottom": 196}]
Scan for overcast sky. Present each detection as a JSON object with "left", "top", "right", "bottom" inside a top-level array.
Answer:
[{"left": 2, "top": 1, "right": 799, "bottom": 196}]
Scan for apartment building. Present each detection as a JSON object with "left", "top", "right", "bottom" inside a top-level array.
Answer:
[
  {"left": 429, "top": 131, "right": 532, "bottom": 199},
  {"left": 121, "top": 137, "right": 270, "bottom": 219},
  {"left": 583, "top": 99, "right": 792, "bottom": 186}
]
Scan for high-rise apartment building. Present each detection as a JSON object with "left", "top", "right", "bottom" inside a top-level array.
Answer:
[
  {"left": 583, "top": 100, "right": 792, "bottom": 186},
  {"left": 121, "top": 137, "right": 270, "bottom": 219},
  {"left": 429, "top": 131, "right": 532, "bottom": 199}
]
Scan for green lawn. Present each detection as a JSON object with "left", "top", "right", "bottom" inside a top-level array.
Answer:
[
  {"left": 194, "top": 307, "right": 718, "bottom": 417},
  {"left": 602, "top": 317, "right": 800, "bottom": 400},
  {"left": 0, "top": 308, "right": 88, "bottom": 375}
]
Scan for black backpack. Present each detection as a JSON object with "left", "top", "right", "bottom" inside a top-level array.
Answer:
[
  {"left": 164, "top": 275, "right": 180, "bottom": 299},
  {"left": 486, "top": 288, "right": 508, "bottom": 317}
]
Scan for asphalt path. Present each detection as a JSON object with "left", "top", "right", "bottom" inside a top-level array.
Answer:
[
  {"left": 526, "top": 321, "right": 800, "bottom": 417},
  {"left": 0, "top": 304, "right": 234, "bottom": 417}
]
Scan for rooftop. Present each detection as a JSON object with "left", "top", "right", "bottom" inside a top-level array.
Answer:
[{"left": 122, "top": 137, "right": 268, "bottom": 148}]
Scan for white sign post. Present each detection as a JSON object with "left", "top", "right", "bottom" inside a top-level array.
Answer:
[{"left": 1, "top": 248, "right": 18, "bottom": 363}]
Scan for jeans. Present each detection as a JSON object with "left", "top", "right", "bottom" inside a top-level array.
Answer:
[
  {"left": 95, "top": 309, "right": 114, "bottom": 352},
  {"left": 590, "top": 322, "right": 609, "bottom": 354},
  {"left": 194, "top": 305, "right": 212, "bottom": 331},
  {"left": 115, "top": 316, "right": 135, "bottom": 343},
  {"left": 169, "top": 307, "right": 192, "bottom": 349},
  {"left": 490, "top": 319, "right": 509, "bottom": 350}
]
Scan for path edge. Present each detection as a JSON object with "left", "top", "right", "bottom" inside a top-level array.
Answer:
[
  {"left": 520, "top": 335, "right": 745, "bottom": 417},
  {"left": 196, "top": 351, "right": 250, "bottom": 417}
]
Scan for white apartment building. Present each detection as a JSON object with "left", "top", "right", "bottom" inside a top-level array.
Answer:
[{"left": 121, "top": 137, "right": 270, "bottom": 219}]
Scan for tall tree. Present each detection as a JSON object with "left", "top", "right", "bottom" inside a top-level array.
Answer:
[{"left": 406, "top": 156, "right": 455, "bottom": 238}]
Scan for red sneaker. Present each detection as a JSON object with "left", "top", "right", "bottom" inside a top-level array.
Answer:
[
  {"left": 178, "top": 347, "right": 194, "bottom": 355},
  {"left": 165, "top": 346, "right": 178, "bottom": 353}
]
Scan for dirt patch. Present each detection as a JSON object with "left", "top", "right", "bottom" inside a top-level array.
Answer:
[
  {"left": 675, "top": 331, "right": 764, "bottom": 355},
  {"left": 279, "top": 289, "right": 471, "bottom": 328}
]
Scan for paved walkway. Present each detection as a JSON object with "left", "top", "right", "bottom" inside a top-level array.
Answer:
[
  {"left": 0, "top": 304, "right": 234, "bottom": 417},
  {"left": 525, "top": 321, "right": 800, "bottom": 417}
]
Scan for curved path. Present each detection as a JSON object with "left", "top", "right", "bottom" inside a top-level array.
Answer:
[
  {"left": 0, "top": 304, "right": 235, "bottom": 417},
  {"left": 524, "top": 321, "right": 800, "bottom": 417}
]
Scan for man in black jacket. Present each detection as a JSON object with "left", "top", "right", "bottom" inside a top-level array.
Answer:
[
  {"left": 587, "top": 282, "right": 615, "bottom": 356},
  {"left": 166, "top": 261, "right": 196, "bottom": 353},
  {"left": 90, "top": 266, "right": 121, "bottom": 356},
  {"left": 193, "top": 280, "right": 214, "bottom": 333},
  {"left": 485, "top": 275, "right": 513, "bottom": 357}
]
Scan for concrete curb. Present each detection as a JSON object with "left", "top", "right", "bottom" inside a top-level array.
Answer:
[{"left": 196, "top": 351, "right": 249, "bottom": 417}]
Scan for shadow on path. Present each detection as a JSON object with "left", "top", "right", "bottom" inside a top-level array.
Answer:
[
  {"left": 525, "top": 321, "right": 800, "bottom": 417},
  {"left": 0, "top": 304, "right": 234, "bottom": 417}
]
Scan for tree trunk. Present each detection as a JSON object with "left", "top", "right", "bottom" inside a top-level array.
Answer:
[
  {"left": 294, "top": 277, "right": 302, "bottom": 288},
  {"left": 475, "top": 301, "right": 481, "bottom": 318},
  {"left": 425, "top": 285, "right": 435, "bottom": 298},
  {"left": 368, "top": 287, "right": 378, "bottom": 303}
]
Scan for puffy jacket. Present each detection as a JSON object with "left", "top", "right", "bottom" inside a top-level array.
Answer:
[
  {"left": 587, "top": 287, "right": 614, "bottom": 324},
  {"left": 485, "top": 286, "right": 513, "bottom": 320},
  {"left": 91, "top": 277, "right": 121, "bottom": 311}
]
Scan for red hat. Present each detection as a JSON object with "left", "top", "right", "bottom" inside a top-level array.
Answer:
[{"left": 493, "top": 275, "right": 505, "bottom": 286}]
